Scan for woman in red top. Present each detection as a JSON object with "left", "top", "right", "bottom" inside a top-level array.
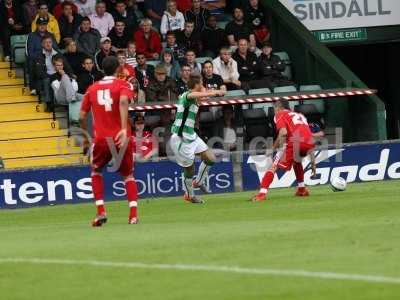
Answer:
[{"left": 133, "top": 18, "right": 162, "bottom": 60}]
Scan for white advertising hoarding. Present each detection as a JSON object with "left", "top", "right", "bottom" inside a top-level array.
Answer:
[{"left": 279, "top": 0, "right": 400, "bottom": 31}]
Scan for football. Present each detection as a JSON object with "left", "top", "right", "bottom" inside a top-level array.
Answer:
[{"left": 331, "top": 176, "right": 347, "bottom": 192}]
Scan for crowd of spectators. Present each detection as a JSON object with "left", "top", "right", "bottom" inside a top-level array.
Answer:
[{"left": 0, "top": 0, "right": 296, "bottom": 155}]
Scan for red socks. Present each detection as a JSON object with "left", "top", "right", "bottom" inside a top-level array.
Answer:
[
  {"left": 293, "top": 162, "right": 305, "bottom": 187},
  {"left": 91, "top": 172, "right": 106, "bottom": 215},
  {"left": 125, "top": 178, "right": 138, "bottom": 219},
  {"left": 259, "top": 170, "right": 274, "bottom": 194}
]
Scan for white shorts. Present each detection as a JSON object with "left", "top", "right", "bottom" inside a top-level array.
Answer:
[{"left": 170, "top": 134, "right": 208, "bottom": 167}]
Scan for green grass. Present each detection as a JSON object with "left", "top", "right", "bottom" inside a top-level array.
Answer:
[{"left": 0, "top": 180, "right": 400, "bottom": 300}]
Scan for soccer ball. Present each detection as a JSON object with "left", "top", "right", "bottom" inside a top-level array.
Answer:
[{"left": 330, "top": 176, "right": 347, "bottom": 192}]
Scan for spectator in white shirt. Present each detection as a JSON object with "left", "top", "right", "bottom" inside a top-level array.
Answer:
[
  {"left": 160, "top": 0, "right": 185, "bottom": 38},
  {"left": 74, "top": 0, "right": 96, "bottom": 17},
  {"left": 212, "top": 46, "right": 241, "bottom": 90},
  {"left": 89, "top": 0, "right": 115, "bottom": 37}
]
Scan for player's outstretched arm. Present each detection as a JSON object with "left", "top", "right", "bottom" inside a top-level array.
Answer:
[
  {"left": 187, "top": 89, "right": 226, "bottom": 100},
  {"left": 115, "top": 95, "right": 130, "bottom": 147}
]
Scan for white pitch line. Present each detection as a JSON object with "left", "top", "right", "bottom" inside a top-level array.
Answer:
[{"left": 1, "top": 258, "right": 400, "bottom": 285}]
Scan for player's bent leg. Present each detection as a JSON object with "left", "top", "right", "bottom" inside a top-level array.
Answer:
[
  {"left": 183, "top": 165, "right": 204, "bottom": 204},
  {"left": 194, "top": 149, "right": 215, "bottom": 194},
  {"left": 123, "top": 174, "right": 139, "bottom": 224},
  {"left": 91, "top": 169, "right": 108, "bottom": 227},
  {"left": 251, "top": 164, "right": 279, "bottom": 202}
]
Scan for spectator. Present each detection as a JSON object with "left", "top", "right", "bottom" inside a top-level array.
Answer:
[
  {"left": 95, "top": 37, "right": 116, "bottom": 73},
  {"left": 232, "top": 39, "right": 259, "bottom": 85},
  {"left": 108, "top": 19, "right": 130, "bottom": 52},
  {"left": 160, "top": 0, "right": 185, "bottom": 38},
  {"left": 74, "top": 0, "right": 96, "bottom": 17},
  {"left": 185, "top": 0, "right": 210, "bottom": 34},
  {"left": 64, "top": 39, "right": 87, "bottom": 75},
  {"left": 225, "top": 7, "right": 256, "bottom": 51},
  {"left": 144, "top": 0, "right": 166, "bottom": 30},
  {"left": 134, "top": 19, "right": 162, "bottom": 60},
  {"left": 176, "top": 20, "right": 201, "bottom": 55},
  {"left": 50, "top": 56, "right": 79, "bottom": 105},
  {"left": 201, "top": 15, "right": 227, "bottom": 58},
  {"left": 53, "top": 0, "right": 78, "bottom": 20},
  {"left": 112, "top": 0, "right": 138, "bottom": 36},
  {"left": 32, "top": 35, "right": 72, "bottom": 110},
  {"left": 32, "top": 2, "right": 61, "bottom": 44},
  {"left": 77, "top": 56, "right": 103, "bottom": 94},
  {"left": 89, "top": 0, "right": 115, "bottom": 37},
  {"left": 73, "top": 16, "right": 101, "bottom": 57},
  {"left": 116, "top": 50, "right": 136, "bottom": 83},
  {"left": 258, "top": 42, "right": 293, "bottom": 89},
  {"left": 246, "top": 0, "right": 269, "bottom": 46},
  {"left": 212, "top": 47, "right": 241, "bottom": 90},
  {"left": 175, "top": 63, "right": 191, "bottom": 94},
  {"left": 27, "top": 17, "right": 59, "bottom": 95},
  {"left": 131, "top": 114, "right": 157, "bottom": 161},
  {"left": 159, "top": 50, "right": 181, "bottom": 80},
  {"left": 184, "top": 49, "right": 201, "bottom": 73},
  {"left": 146, "top": 64, "right": 177, "bottom": 103},
  {"left": 164, "top": 31, "right": 185, "bottom": 63},
  {"left": 202, "top": 60, "right": 226, "bottom": 91},
  {"left": 126, "top": 41, "right": 137, "bottom": 68},
  {"left": 58, "top": 2, "right": 82, "bottom": 48},
  {"left": 135, "top": 52, "right": 155, "bottom": 90},
  {"left": 127, "top": 0, "right": 145, "bottom": 22},
  {"left": 22, "top": 0, "right": 38, "bottom": 31},
  {"left": 0, "top": 0, "right": 24, "bottom": 62}
]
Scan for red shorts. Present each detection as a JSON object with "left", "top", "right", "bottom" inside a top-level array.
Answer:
[
  {"left": 273, "top": 143, "right": 315, "bottom": 171},
  {"left": 91, "top": 139, "right": 134, "bottom": 177}
]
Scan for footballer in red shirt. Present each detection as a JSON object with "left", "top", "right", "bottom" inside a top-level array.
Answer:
[
  {"left": 80, "top": 56, "right": 139, "bottom": 226},
  {"left": 251, "top": 100, "right": 317, "bottom": 202}
]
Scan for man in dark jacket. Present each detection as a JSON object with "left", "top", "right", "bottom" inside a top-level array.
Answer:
[
  {"left": 184, "top": 0, "right": 210, "bottom": 34},
  {"left": 112, "top": 0, "right": 138, "bottom": 36},
  {"left": 146, "top": 65, "right": 178, "bottom": 103},
  {"left": 58, "top": 1, "right": 82, "bottom": 48},
  {"left": 73, "top": 17, "right": 101, "bottom": 57},
  {"left": 201, "top": 15, "right": 228, "bottom": 58},
  {"left": 135, "top": 52, "right": 155, "bottom": 90},
  {"left": 176, "top": 20, "right": 202, "bottom": 55},
  {"left": 77, "top": 57, "right": 103, "bottom": 94},
  {"left": 0, "top": 0, "right": 24, "bottom": 61},
  {"left": 108, "top": 19, "right": 131, "bottom": 52}
]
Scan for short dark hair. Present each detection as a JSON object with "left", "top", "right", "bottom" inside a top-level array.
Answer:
[
  {"left": 116, "top": 49, "right": 126, "bottom": 56},
  {"left": 52, "top": 55, "right": 64, "bottom": 64},
  {"left": 102, "top": 56, "right": 120, "bottom": 76},
  {"left": 62, "top": 1, "right": 73, "bottom": 9},
  {"left": 136, "top": 52, "right": 146, "bottom": 59},
  {"left": 203, "top": 60, "right": 213, "bottom": 67},
  {"left": 188, "top": 74, "right": 202, "bottom": 89},
  {"left": 166, "top": 31, "right": 176, "bottom": 37},
  {"left": 81, "top": 16, "right": 91, "bottom": 24},
  {"left": 274, "top": 100, "right": 290, "bottom": 110},
  {"left": 41, "top": 34, "right": 53, "bottom": 42}
]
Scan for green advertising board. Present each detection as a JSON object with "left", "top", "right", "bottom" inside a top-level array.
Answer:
[{"left": 313, "top": 28, "right": 368, "bottom": 43}]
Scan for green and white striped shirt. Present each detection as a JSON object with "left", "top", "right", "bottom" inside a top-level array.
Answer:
[{"left": 171, "top": 91, "right": 198, "bottom": 142}]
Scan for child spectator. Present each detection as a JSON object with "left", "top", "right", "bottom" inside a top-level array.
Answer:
[
  {"left": 164, "top": 31, "right": 185, "bottom": 63},
  {"left": 116, "top": 50, "right": 136, "bottom": 83},
  {"left": 131, "top": 115, "right": 157, "bottom": 161},
  {"left": 126, "top": 41, "right": 137, "bottom": 68}
]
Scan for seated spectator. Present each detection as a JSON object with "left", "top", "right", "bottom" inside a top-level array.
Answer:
[
  {"left": 201, "top": 15, "right": 228, "bottom": 58},
  {"left": 258, "top": 42, "right": 293, "bottom": 89},
  {"left": 232, "top": 39, "right": 259, "bottom": 85},
  {"left": 185, "top": 0, "right": 210, "bottom": 34},
  {"left": 126, "top": 41, "right": 137, "bottom": 68},
  {"left": 135, "top": 52, "right": 155, "bottom": 90},
  {"left": 146, "top": 64, "right": 177, "bottom": 102},
  {"left": 127, "top": 0, "right": 145, "bottom": 22},
  {"left": 53, "top": 0, "right": 78, "bottom": 20},
  {"left": 75, "top": 0, "right": 96, "bottom": 17},
  {"left": 225, "top": 7, "right": 256, "bottom": 51},
  {"left": 159, "top": 50, "right": 181, "bottom": 80},
  {"left": 32, "top": 35, "right": 72, "bottom": 111},
  {"left": 95, "top": 37, "right": 116, "bottom": 73},
  {"left": 175, "top": 63, "right": 191, "bottom": 94},
  {"left": 64, "top": 39, "right": 87, "bottom": 75},
  {"left": 32, "top": 2, "right": 61, "bottom": 44},
  {"left": 160, "top": 0, "right": 185, "bottom": 38},
  {"left": 246, "top": 0, "right": 269, "bottom": 46},
  {"left": 108, "top": 19, "right": 130, "bottom": 52},
  {"left": 73, "top": 17, "right": 101, "bottom": 58},
  {"left": 50, "top": 56, "right": 79, "bottom": 105},
  {"left": 144, "top": 0, "right": 167, "bottom": 30},
  {"left": 176, "top": 20, "right": 201, "bottom": 55},
  {"left": 0, "top": 0, "right": 24, "bottom": 62},
  {"left": 131, "top": 114, "right": 157, "bottom": 161},
  {"left": 58, "top": 2, "right": 82, "bottom": 48},
  {"left": 212, "top": 47, "right": 241, "bottom": 90},
  {"left": 89, "top": 0, "right": 115, "bottom": 37},
  {"left": 202, "top": 60, "right": 226, "bottom": 91},
  {"left": 112, "top": 0, "right": 138, "bottom": 36},
  {"left": 184, "top": 49, "right": 201, "bottom": 73},
  {"left": 164, "top": 31, "right": 185, "bottom": 63},
  {"left": 77, "top": 56, "right": 103, "bottom": 94},
  {"left": 116, "top": 50, "right": 136, "bottom": 83},
  {"left": 134, "top": 19, "right": 162, "bottom": 60},
  {"left": 22, "top": 0, "right": 38, "bottom": 32},
  {"left": 27, "top": 17, "right": 59, "bottom": 95}
]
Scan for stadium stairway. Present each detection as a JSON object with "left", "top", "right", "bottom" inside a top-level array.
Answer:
[{"left": 0, "top": 61, "right": 87, "bottom": 170}]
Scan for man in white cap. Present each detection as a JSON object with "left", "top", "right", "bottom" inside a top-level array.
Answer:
[{"left": 95, "top": 37, "right": 116, "bottom": 73}]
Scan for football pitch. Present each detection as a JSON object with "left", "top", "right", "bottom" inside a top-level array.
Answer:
[{"left": 0, "top": 180, "right": 399, "bottom": 300}]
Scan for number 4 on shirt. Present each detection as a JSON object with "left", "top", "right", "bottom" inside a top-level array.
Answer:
[{"left": 97, "top": 89, "right": 113, "bottom": 112}]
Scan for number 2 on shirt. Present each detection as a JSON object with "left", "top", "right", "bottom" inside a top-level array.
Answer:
[
  {"left": 97, "top": 89, "right": 113, "bottom": 112},
  {"left": 289, "top": 112, "right": 308, "bottom": 125}
]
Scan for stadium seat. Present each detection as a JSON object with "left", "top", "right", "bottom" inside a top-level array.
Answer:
[
  {"left": 196, "top": 57, "right": 213, "bottom": 64},
  {"left": 225, "top": 90, "right": 246, "bottom": 97},
  {"left": 242, "top": 108, "right": 274, "bottom": 145},
  {"left": 10, "top": 35, "right": 28, "bottom": 65},
  {"left": 274, "top": 51, "right": 292, "bottom": 79},
  {"left": 299, "top": 85, "right": 325, "bottom": 113},
  {"left": 274, "top": 85, "right": 298, "bottom": 110},
  {"left": 217, "top": 21, "right": 229, "bottom": 29},
  {"left": 249, "top": 88, "right": 272, "bottom": 112},
  {"left": 68, "top": 100, "right": 81, "bottom": 123},
  {"left": 147, "top": 60, "right": 159, "bottom": 67}
]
